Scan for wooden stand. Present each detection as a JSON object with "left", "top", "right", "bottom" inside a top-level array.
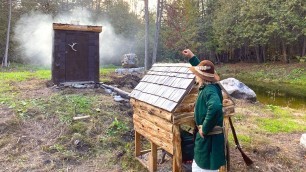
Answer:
[
  {"left": 133, "top": 100, "right": 234, "bottom": 172},
  {"left": 130, "top": 68, "right": 235, "bottom": 172}
]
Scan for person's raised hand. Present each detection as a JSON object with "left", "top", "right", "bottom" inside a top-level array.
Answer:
[{"left": 182, "top": 49, "right": 195, "bottom": 59}]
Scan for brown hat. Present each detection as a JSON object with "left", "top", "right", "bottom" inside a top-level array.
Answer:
[{"left": 189, "top": 60, "right": 220, "bottom": 82}]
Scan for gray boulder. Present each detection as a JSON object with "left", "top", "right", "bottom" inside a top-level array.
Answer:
[
  {"left": 220, "top": 78, "right": 256, "bottom": 102},
  {"left": 121, "top": 53, "right": 138, "bottom": 68}
]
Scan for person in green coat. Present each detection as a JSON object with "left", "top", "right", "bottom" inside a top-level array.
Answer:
[{"left": 182, "top": 49, "right": 226, "bottom": 172}]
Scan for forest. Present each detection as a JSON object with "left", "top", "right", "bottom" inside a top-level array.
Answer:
[
  {"left": 1, "top": 0, "right": 306, "bottom": 67},
  {"left": 0, "top": 1, "right": 306, "bottom": 171}
]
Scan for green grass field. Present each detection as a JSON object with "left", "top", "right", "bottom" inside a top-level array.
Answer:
[{"left": 0, "top": 62, "right": 305, "bottom": 171}]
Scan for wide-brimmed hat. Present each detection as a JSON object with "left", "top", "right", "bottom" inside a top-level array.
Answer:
[{"left": 189, "top": 60, "right": 220, "bottom": 82}]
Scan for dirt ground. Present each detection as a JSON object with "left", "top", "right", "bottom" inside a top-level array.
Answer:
[{"left": 0, "top": 74, "right": 305, "bottom": 172}]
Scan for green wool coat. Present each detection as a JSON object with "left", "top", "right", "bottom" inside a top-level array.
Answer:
[{"left": 189, "top": 56, "right": 226, "bottom": 170}]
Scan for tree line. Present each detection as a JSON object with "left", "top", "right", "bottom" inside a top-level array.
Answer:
[
  {"left": 1, "top": 0, "right": 305, "bottom": 67},
  {"left": 159, "top": 0, "right": 306, "bottom": 64}
]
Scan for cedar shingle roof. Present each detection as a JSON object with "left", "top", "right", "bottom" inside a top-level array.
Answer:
[{"left": 130, "top": 63, "right": 196, "bottom": 112}]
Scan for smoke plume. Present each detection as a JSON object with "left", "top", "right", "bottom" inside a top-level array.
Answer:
[{"left": 13, "top": 8, "right": 131, "bottom": 66}]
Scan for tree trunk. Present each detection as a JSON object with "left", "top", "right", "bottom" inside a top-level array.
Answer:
[
  {"left": 302, "top": 36, "right": 306, "bottom": 57},
  {"left": 96, "top": 0, "right": 101, "bottom": 11},
  {"left": 262, "top": 45, "right": 266, "bottom": 63},
  {"left": 255, "top": 46, "right": 260, "bottom": 63},
  {"left": 144, "top": 0, "right": 149, "bottom": 70},
  {"left": 281, "top": 41, "right": 288, "bottom": 63},
  {"left": 201, "top": 0, "right": 205, "bottom": 20},
  {"left": 288, "top": 44, "right": 293, "bottom": 63},
  {"left": 2, "top": 0, "right": 12, "bottom": 67},
  {"left": 215, "top": 52, "right": 220, "bottom": 64},
  {"left": 238, "top": 48, "right": 242, "bottom": 62},
  {"left": 245, "top": 44, "right": 250, "bottom": 62},
  {"left": 152, "top": 0, "right": 163, "bottom": 65}
]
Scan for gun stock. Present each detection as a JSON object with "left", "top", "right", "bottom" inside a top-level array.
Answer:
[
  {"left": 237, "top": 146, "right": 253, "bottom": 166},
  {"left": 229, "top": 117, "right": 253, "bottom": 166}
]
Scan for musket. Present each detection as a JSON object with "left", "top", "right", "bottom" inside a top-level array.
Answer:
[
  {"left": 217, "top": 82, "right": 254, "bottom": 166},
  {"left": 229, "top": 117, "right": 254, "bottom": 166}
]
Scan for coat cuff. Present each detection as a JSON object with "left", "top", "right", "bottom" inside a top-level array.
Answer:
[{"left": 189, "top": 56, "right": 200, "bottom": 66}]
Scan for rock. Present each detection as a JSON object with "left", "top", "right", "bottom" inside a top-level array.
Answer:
[
  {"left": 115, "top": 67, "right": 145, "bottom": 75},
  {"left": 114, "top": 95, "right": 125, "bottom": 102},
  {"left": 220, "top": 78, "right": 256, "bottom": 102},
  {"left": 104, "top": 89, "right": 112, "bottom": 94},
  {"left": 121, "top": 53, "right": 138, "bottom": 68},
  {"left": 300, "top": 133, "right": 306, "bottom": 149},
  {"left": 72, "top": 84, "right": 87, "bottom": 89}
]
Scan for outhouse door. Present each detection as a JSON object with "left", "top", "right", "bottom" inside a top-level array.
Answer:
[{"left": 65, "top": 32, "right": 89, "bottom": 82}]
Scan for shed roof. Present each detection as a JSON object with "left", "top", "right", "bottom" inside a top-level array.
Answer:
[
  {"left": 130, "top": 63, "right": 196, "bottom": 112},
  {"left": 53, "top": 23, "right": 102, "bottom": 32}
]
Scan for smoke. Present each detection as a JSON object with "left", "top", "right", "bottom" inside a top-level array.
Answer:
[
  {"left": 99, "top": 23, "right": 131, "bottom": 64},
  {"left": 13, "top": 8, "right": 132, "bottom": 66},
  {"left": 14, "top": 12, "right": 53, "bottom": 66}
]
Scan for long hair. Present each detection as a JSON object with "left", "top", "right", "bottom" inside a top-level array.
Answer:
[{"left": 195, "top": 76, "right": 213, "bottom": 87}]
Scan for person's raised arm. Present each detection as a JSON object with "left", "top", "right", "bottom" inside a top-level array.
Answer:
[{"left": 182, "top": 49, "right": 200, "bottom": 66}]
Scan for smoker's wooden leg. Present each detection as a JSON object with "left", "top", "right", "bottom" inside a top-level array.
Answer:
[
  {"left": 219, "top": 166, "right": 226, "bottom": 172},
  {"left": 135, "top": 131, "right": 141, "bottom": 157},
  {"left": 220, "top": 116, "right": 231, "bottom": 172},
  {"left": 172, "top": 125, "right": 182, "bottom": 172},
  {"left": 149, "top": 141, "right": 157, "bottom": 172}
]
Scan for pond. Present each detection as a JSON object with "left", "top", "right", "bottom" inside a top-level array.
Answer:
[{"left": 243, "top": 82, "right": 306, "bottom": 110}]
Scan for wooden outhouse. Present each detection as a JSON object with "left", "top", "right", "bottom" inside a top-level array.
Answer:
[
  {"left": 130, "top": 63, "right": 235, "bottom": 172},
  {"left": 52, "top": 23, "right": 102, "bottom": 85}
]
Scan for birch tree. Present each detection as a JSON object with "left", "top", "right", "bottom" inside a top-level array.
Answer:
[
  {"left": 144, "top": 0, "right": 149, "bottom": 70},
  {"left": 152, "top": 0, "right": 163, "bottom": 64},
  {"left": 2, "top": 0, "right": 12, "bottom": 67}
]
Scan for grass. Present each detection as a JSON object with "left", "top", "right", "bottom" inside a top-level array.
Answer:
[
  {"left": 254, "top": 104, "right": 306, "bottom": 133},
  {"left": 257, "top": 118, "right": 305, "bottom": 133},
  {"left": 0, "top": 64, "right": 144, "bottom": 171},
  {"left": 1, "top": 62, "right": 305, "bottom": 171},
  {"left": 99, "top": 65, "right": 118, "bottom": 83}
]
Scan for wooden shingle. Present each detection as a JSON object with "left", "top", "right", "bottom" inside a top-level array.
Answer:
[{"left": 130, "top": 63, "right": 196, "bottom": 112}]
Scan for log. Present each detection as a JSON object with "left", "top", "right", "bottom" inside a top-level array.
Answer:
[
  {"left": 135, "top": 131, "right": 141, "bottom": 157},
  {"left": 174, "top": 116, "right": 195, "bottom": 125},
  {"left": 131, "top": 99, "right": 173, "bottom": 122},
  {"left": 172, "top": 125, "right": 182, "bottom": 172},
  {"left": 133, "top": 108, "right": 173, "bottom": 132},
  {"left": 189, "top": 86, "right": 198, "bottom": 94},
  {"left": 223, "top": 105, "right": 235, "bottom": 115},
  {"left": 223, "top": 98, "right": 234, "bottom": 107},
  {"left": 180, "top": 94, "right": 197, "bottom": 104},
  {"left": 174, "top": 103, "right": 194, "bottom": 113},
  {"left": 133, "top": 116, "right": 173, "bottom": 143},
  {"left": 149, "top": 141, "right": 158, "bottom": 172},
  {"left": 140, "top": 147, "right": 162, "bottom": 155},
  {"left": 73, "top": 115, "right": 90, "bottom": 120},
  {"left": 179, "top": 120, "right": 196, "bottom": 128},
  {"left": 101, "top": 84, "right": 130, "bottom": 99},
  {"left": 173, "top": 112, "right": 194, "bottom": 121},
  {"left": 134, "top": 123, "right": 173, "bottom": 154}
]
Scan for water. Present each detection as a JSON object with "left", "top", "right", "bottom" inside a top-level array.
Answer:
[{"left": 245, "top": 82, "right": 306, "bottom": 110}]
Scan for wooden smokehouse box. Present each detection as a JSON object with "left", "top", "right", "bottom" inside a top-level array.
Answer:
[
  {"left": 52, "top": 23, "right": 102, "bottom": 85},
  {"left": 130, "top": 63, "right": 235, "bottom": 172}
]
